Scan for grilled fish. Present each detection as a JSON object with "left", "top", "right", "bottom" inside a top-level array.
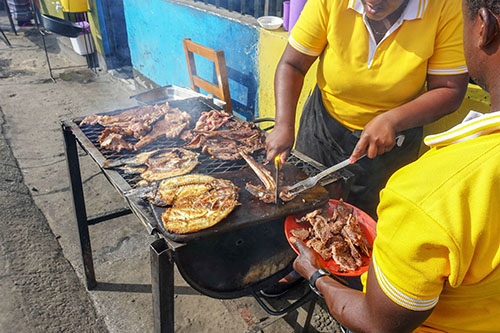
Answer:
[{"left": 145, "top": 174, "right": 240, "bottom": 234}]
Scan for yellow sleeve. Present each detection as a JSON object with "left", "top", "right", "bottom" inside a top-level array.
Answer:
[
  {"left": 373, "top": 187, "right": 452, "bottom": 311},
  {"left": 288, "top": 0, "right": 330, "bottom": 56},
  {"left": 427, "top": 0, "right": 468, "bottom": 75}
]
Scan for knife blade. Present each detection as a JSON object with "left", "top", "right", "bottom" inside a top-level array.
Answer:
[{"left": 274, "top": 155, "right": 281, "bottom": 204}]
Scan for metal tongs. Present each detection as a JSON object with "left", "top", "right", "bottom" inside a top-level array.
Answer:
[{"left": 287, "top": 134, "right": 405, "bottom": 196}]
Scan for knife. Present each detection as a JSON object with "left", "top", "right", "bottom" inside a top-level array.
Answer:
[
  {"left": 287, "top": 134, "right": 405, "bottom": 196},
  {"left": 274, "top": 155, "right": 281, "bottom": 204}
]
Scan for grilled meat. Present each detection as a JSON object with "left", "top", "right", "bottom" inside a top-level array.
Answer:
[
  {"left": 140, "top": 148, "right": 199, "bottom": 182},
  {"left": 194, "top": 109, "right": 231, "bottom": 131},
  {"left": 134, "top": 108, "right": 191, "bottom": 150},
  {"left": 245, "top": 183, "right": 275, "bottom": 203},
  {"left": 290, "top": 228, "right": 311, "bottom": 241},
  {"left": 142, "top": 174, "right": 240, "bottom": 234},
  {"left": 296, "top": 209, "right": 322, "bottom": 224},
  {"left": 240, "top": 151, "right": 297, "bottom": 204},
  {"left": 331, "top": 238, "right": 358, "bottom": 272},
  {"left": 311, "top": 214, "right": 333, "bottom": 243},
  {"left": 279, "top": 186, "right": 298, "bottom": 202},
  {"left": 81, "top": 102, "right": 188, "bottom": 152},
  {"left": 184, "top": 121, "right": 266, "bottom": 161},
  {"left": 145, "top": 174, "right": 220, "bottom": 206},
  {"left": 119, "top": 165, "right": 148, "bottom": 174},
  {"left": 98, "top": 129, "right": 134, "bottom": 152},
  {"left": 240, "top": 152, "right": 274, "bottom": 189},
  {"left": 81, "top": 103, "right": 169, "bottom": 126},
  {"left": 81, "top": 103, "right": 170, "bottom": 139},
  {"left": 336, "top": 198, "right": 354, "bottom": 219},
  {"left": 292, "top": 200, "right": 371, "bottom": 272},
  {"left": 104, "top": 149, "right": 161, "bottom": 168},
  {"left": 341, "top": 213, "right": 371, "bottom": 256}
]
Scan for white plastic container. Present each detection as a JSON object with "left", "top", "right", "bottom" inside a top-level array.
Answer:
[
  {"left": 69, "top": 21, "right": 94, "bottom": 56},
  {"left": 70, "top": 33, "right": 94, "bottom": 55}
]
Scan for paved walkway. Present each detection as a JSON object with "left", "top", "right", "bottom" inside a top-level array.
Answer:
[{"left": 0, "top": 14, "right": 341, "bottom": 332}]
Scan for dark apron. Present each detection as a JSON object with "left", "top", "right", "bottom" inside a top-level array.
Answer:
[{"left": 295, "top": 86, "right": 423, "bottom": 219}]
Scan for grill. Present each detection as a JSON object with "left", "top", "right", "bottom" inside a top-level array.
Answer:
[{"left": 62, "top": 90, "right": 353, "bottom": 332}]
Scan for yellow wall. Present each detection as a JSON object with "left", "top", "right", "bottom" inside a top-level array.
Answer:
[
  {"left": 257, "top": 29, "right": 491, "bottom": 154},
  {"left": 257, "top": 29, "right": 318, "bottom": 130}
]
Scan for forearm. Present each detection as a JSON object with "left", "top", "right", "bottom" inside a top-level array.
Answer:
[
  {"left": 316, "top": 277, "right": 373, "bottom": 332},
  {"left": 315, "top": 271, "right": 431, "bottom": 333},
  {"left": 273, "top": 44, "right": 317, "bottom": 131},
  {"left": 273, "top": 61, "right": 305, "bottom": 131},
  {"left": 382, "top": 74, "right": 469, "bottom": 133}
]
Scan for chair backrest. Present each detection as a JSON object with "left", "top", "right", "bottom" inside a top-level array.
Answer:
[{"left": 183, "top": 38, "right": 232, "bottom": 114}]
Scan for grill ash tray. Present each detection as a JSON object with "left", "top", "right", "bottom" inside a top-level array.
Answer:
[{"left": 151, "top": 163, "right": 329, "bottom": 242}]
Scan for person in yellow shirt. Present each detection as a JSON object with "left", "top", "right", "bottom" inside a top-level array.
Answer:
[
  {"left": 289, "top": 0, "right": 500, "bottom": 331},
  {"left": 265, "top": 0, "right": 469, "bottom": 219}
]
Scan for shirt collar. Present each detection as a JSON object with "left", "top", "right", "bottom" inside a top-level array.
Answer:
[
  {"left": 424, "top": 110, "right": 500, "bottom": 148},
  {"left": 348, "top": 0, "right": 428, "bottom": 20}
]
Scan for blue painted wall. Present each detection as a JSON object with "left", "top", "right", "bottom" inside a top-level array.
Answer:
[{"left": 123, "top": 0, "right": 259, "bottom": 119}]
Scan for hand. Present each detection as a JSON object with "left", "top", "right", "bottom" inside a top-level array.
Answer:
[
  {"left": 265, "top": 125, "right": 295, "bottom": 164},
  {"left": 291, "top": 237, "right": 326, "bottom": 280},
  {"left": 350, "top": 113, "right": 398, "bottom": 161}
]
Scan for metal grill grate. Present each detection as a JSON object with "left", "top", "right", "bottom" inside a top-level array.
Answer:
[{"left": 77, "top": 96, "right": 338, "bottom": 190}]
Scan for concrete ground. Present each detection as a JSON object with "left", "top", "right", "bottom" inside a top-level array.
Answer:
[{"left": 0, "top": 13, "right": 342, "bottom": 333}]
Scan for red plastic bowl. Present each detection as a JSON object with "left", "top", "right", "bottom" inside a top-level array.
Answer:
[{"left": 285, "top": 199, "right": 377, "bottom": 276}]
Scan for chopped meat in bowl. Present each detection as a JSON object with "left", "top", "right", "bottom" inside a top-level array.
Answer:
[{"left": 285, "top": 199, "right": 376, "bottom": 276}]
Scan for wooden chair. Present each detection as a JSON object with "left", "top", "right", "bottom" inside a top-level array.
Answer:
[{"left": 183, "top": 38, "right": 232, "bottom": 114}]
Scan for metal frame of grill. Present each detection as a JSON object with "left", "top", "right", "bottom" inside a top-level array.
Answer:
[{"left": 61, "top": 95, "right": 354, "bottom": 332}]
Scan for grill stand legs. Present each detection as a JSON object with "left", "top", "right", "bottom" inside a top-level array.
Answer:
[
  {"left": 150, "top": 238, "right": 175, "bottom": 333},
  {"left": 62, "top": 125, "right": 97, "bottom": 289}
]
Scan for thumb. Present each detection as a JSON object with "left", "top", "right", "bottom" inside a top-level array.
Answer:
[{"left": 350, "top": 136, "right": 367, "bottom": 162}]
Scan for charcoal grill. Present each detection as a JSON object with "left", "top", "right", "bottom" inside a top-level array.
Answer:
[{"left": 61, "top": 92, "right": 353, "bottom": 332}]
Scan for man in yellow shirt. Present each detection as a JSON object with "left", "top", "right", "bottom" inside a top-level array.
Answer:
[
  {"left": 266, "top": 0, "right": 469, "bottom": 218},
  {"left": 289, "top": 0, "right": 500, "bottom": 331}
]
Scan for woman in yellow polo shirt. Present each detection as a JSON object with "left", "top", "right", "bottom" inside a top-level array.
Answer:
[
  {"left": 288, "top": 1, "right": 500, "bottom": 330},
  {"left": 265, "top": 0, "right": 469, "bottom": 218}
]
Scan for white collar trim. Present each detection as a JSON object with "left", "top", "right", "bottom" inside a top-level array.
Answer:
[
  {"left": 349, "top": 0, "right": 428, "bottom": 20},
  {"left": 349, "top": 0, "right": 428, "bottom": 68},
  {"left": 424, "top": 110, "right": 500, "bottom": 148}
]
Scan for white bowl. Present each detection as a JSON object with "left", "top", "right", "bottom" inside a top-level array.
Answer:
[{"left": 257, "top": 16, "right": 283, "bottom": 30}]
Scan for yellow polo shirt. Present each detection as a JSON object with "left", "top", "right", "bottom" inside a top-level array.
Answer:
[
  {"left": 290, "top": 0, "right": 468, "bottom": 131},
  {"left": 373, "top": 111, "right": 500, "bottom": 332}
]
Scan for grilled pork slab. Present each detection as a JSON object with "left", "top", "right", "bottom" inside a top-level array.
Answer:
[{"left": 134, "top": 108, "right": 191, "bottom": 150}]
